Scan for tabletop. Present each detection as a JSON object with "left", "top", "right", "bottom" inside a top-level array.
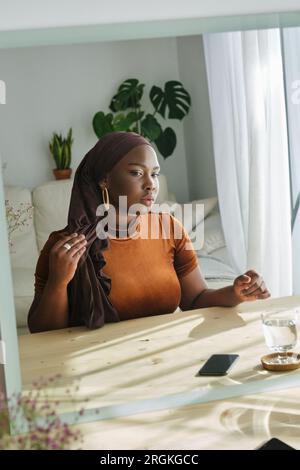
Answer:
[{"left": 18, "top": 295, "right": 300, "bottom": 450}]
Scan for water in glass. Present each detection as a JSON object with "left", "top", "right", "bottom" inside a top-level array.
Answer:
[{"left": 261, "top": 308, "right": 299, "bottom": 364}]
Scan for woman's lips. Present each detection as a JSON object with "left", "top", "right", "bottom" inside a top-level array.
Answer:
[{"left": 141, "top": 197, "right": 154, "bottom": 206}]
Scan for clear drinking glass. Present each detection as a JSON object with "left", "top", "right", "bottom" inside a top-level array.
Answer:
[{"left": 261, "top": 308, "right": 299, "bottom": 364}]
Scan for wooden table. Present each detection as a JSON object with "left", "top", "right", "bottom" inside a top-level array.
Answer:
[{"left": 19, "top": 295, "right": 300, "bottom": 450}]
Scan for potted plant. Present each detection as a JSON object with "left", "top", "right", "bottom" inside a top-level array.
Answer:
[
  {"left": 92, "top": 78, "right": 191, "bottom": 159},
  {"left": 49, "top": 128, "right": 73, "bottom": 180}
]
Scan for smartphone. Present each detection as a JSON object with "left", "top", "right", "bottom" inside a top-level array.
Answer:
[
  {"left": 257, "top": 437, "right": 295, "bottom": 450},
  {"left": 198, "top": 354, "right": 239, "bottom": 376}
]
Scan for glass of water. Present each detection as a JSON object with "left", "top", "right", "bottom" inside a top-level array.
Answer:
[{"left": 261, "top": 308, "right": 299, "bottom": 364}]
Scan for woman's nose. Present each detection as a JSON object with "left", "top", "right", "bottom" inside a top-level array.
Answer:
[
  {"left": 144, "top": 178, "right": 156, "bottom": 191},
  {"left": 144, "top": 180, "right": 156, "bottom": 191}
]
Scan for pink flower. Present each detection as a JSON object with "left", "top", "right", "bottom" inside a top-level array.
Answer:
[{"left": 0, "top": 374, "right": 85, "bottom": 450}]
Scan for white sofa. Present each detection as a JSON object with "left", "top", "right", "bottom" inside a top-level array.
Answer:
[{"left": 4, "top": 175, "right": 176, "bottom": 335}]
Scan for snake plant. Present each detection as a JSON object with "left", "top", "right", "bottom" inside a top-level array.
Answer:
[{"left": 49, "top": 128, "right": 73, "bottom": 169}]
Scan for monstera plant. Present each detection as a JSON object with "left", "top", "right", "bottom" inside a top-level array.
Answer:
[{"left": 92, "top": 79, "right": 191, "bottom": 158}]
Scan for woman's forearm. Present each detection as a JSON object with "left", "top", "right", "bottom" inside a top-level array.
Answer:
[
  {"left": 28, "top": 280, "right": 69, "bottom": 333},
  {"left": 191, "top": 286, "right": 241, "bottom": 309}
]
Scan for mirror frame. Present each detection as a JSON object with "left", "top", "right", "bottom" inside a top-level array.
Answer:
[
  {"left": 0, "top": 11, "right": 300, "bottom": 49},
  {"left": 0, "top": 159, "right": 23, "bottom": 434},
  {"left": 2, "top": 9, "right": 300, "bottom": 435}
]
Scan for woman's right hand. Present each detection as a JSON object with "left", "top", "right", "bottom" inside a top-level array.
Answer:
[{"left": 48, "top": 233, "right": 87, "bottom": 287}]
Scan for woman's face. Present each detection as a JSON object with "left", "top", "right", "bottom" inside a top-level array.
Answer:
[{"left": 100, "top": 144, "right": 160, "bottom": 215}]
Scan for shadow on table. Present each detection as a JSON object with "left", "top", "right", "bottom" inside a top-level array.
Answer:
[{"left": 188, "top": 306, "right": 246, "bottom": 341}]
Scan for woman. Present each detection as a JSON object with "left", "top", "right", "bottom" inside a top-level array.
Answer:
[{"left": 27, "top": 132, "right": 270, "bottom": 333}]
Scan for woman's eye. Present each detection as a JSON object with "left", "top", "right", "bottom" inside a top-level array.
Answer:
[{"left": 130, "top": 171, "right": 160, "bottom": 177}]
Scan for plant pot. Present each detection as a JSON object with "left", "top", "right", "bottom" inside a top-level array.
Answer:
[{"left": 53, "top": 168, "right": 72, "bottom": 180}]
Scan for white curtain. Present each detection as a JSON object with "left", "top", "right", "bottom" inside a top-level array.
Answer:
[
  {"left": 282, "top": 27, "right": 300, "bottom": 295},
  {"left": 203, "top": 29, "right": 292, "bottom": 297}
]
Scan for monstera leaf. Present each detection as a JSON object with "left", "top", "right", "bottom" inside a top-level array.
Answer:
[
  {"left": 150, "top": 81, "right": 191, "bottom": 120},
  {"left": 141, "top": 114, "right": 162, "bottom": 141},
  {"left": 154, "top": 128, "right": 176, "bottom": 159},
  {"left": 109, "top": 79, "right": 145, "bottom": 112},
  {"left": 113, "top": 111, "right": 144, "bottom": 132},
  {"left": 92, "top": 78, "right": 191, "bottom": 158},
  {"left": 92, "top": 112, "right": 114, "bottom": 138}
]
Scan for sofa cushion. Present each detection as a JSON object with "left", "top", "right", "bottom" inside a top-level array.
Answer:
[
  {"left": 156, "top": 174, "right": 170, "bottom": 204},
  {"left": 33, "top": 179, "right": 73, "bottom": 251},
  {"left": 201, "top": 211, "right": 226, "bottom": 254},
  {"left": 11, "top": 267, "right": 35, "bottom": 328},
  {"left": 12, "top": 267, "right": 35, "bottom": 297},
  {"left": 14, "top": 297, "right": 32, "bottom": 329},
  {"left": 151, "top": 196, "right": 218, "bottom": 233},
  {"left": 4, "top": 185, "right": 39, "bottom": 269}
]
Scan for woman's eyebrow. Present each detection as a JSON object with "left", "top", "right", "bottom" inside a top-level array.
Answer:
[{"left": 128, "top": 163, "right": 160, "bottom": 170}]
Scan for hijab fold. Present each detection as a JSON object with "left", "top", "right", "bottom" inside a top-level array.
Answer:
[{"left": 64, "top": 132, "right": 152, "bottom": 329}]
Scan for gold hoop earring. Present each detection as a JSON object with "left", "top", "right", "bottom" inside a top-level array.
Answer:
[{"left": 102, "top": 187, "right": 110, "bottom": 211}]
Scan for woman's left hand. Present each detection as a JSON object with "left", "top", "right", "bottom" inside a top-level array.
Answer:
[{"left": 233, "top": 269, "right": 271, "bottom": 302}]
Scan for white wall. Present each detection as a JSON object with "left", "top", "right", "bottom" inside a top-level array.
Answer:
[
  {"left": 177, "top": 35, "right": 217, "bottom": 199},
  {"left": 0, "top": 0, "right": 299, "bottom": 30},
  {"left": 0, "top": 37, "right": 190, "bottom": 201}
]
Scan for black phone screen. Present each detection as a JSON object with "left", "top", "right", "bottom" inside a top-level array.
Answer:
[
  {"left": 257, "top": 438, "right": 295, "bottom": 450},
  {"left": 198, "top": 354, "right": 239, "bottom": 376}
]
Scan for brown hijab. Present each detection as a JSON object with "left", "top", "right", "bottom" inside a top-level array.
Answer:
[{"left": 65, "top": 131, "right": 153, "bottom": 329}]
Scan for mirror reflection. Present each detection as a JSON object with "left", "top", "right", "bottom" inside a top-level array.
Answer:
[{"left": 1, "top": 20, "right": 300, "bottom": 424}]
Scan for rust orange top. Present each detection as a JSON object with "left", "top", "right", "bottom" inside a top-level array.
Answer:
[{"left": 33, "top": 212, "right": 198, "bottom": 321}]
